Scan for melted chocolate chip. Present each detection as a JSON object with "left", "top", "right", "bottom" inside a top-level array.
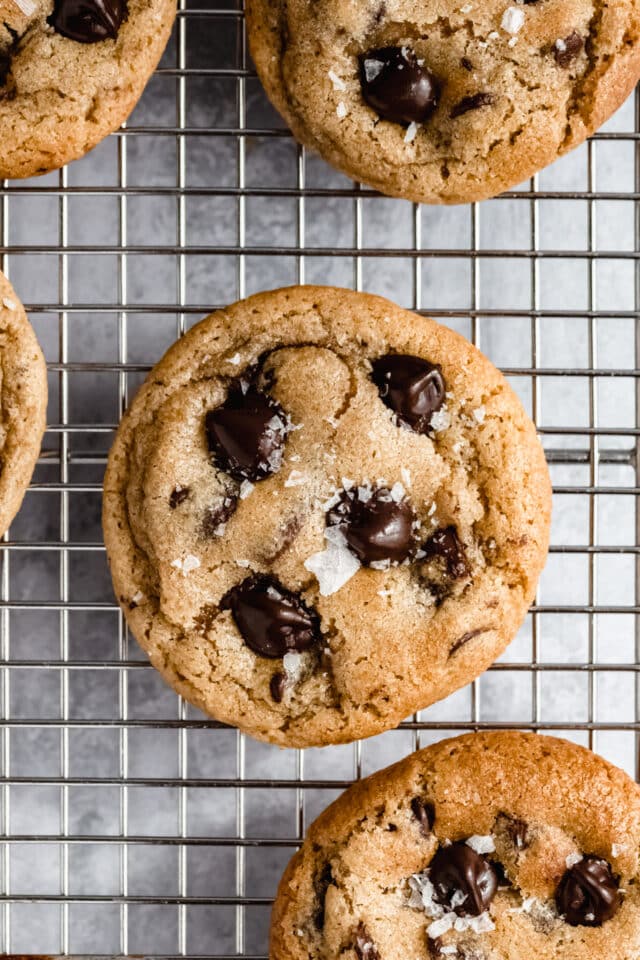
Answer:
[
  {"left": 360, "top": 47, "right": 440, "bottom": 125},
  {"left": 201, "top": 495, "right": 238, "bottom": 537},
  {"left": 423, "top": 527, "right": 469, "bottom": 579},
  {"left": 461, "top": 57, "right": 474, "bottom": 72},
  {"left": 411, "top": 797, "right": 435, "bottom": 835},
  {"left": 50, "top": 0, "right": 127, "bottom": 42},
  {"left": 554, "top": 32, "right": 584, "bottom": 68},
  {"left": 427, "top": 939, "right": 444, "bottom": 959},
  {"left": 169, "top": 487, "right": 190, "bottom": 509},
  {"left": 371, "top": 354, "right": 446, "bottom": 434},
  {"left": 313, "top": 862, "right": 335, "bottom": 930},
  {"left": 430, "top": 842, "right": 499, "bottom": 917},
  {"left": 221, "top": 575, "right": 320, "bottom": 659},
  {"left": 450, "top": 92, "right": 496, "bottom": 119},
  {"left": 354, "top": 924, "right": 380, "bottom": 960},
  {"left": 206, "top": 384, "right": 288, "bottom": 483},
  {"left": 328, "top": 487, "right": 417, "bottom": 565},
  {"left": 556, "top": 856, "right": 620, "bottom": 927},
  {"left": 270, "top": 672, "right": 286, "bottom": 704}
]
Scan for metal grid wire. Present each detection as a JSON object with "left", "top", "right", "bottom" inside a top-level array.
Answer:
[{"left": 2, "top": 0, "right": 640, "bottom": 955}]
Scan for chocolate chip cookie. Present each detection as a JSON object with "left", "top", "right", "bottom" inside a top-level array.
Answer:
[
  {"left": 0, "top": 0, "right": 175, "bottom": 178},
  {"left": 245, "top": 0, "right": 640, "bottom": 204},
  {"left": 102, "top": 285, "right": 551, "bottom": 747},
  {"left": 0, "top": 270, "right": 47, "bottom": 536},
  {"left": 272, "top": 732, "right": 640, "bottom": 960}
]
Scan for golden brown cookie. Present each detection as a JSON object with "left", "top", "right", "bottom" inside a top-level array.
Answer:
[
  {"left": 272, "top": 732, "right": 640, "bottom": 960},
  {"left": 102, "top": 285, "right": 551, "bottom": 747},
  {"left": 0, "top": 0, "right": 176, "bottom": 178},
  {"left": 246, "top": 0, "right": 640, "bottom": 204},
  {"left": 0, "top": 270, "right": 47, "bottom": 536}
]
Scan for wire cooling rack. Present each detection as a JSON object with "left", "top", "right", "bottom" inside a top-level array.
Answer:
[{"left": 2, "top": 0, "right": 640, "bottom": 955}]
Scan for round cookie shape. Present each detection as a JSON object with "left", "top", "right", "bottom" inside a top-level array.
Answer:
[
  {"left": 271, "top": 733, "right": 640, "bottom": 960},
  {"left": 0, "top": 271, "right": 47, "bottom": 536},
  {"left": 245, "top": 0, "right": 640, "bottom": 204},
  {"left": 102, "top": 285, "right": 551, "bottom": 748},
  {"left": 0, "top": 0, "right": 176, "bottom": 178}
]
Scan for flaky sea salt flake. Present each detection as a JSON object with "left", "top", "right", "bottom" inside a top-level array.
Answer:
[
  {"left": 2, "top": 297, "right": 16, "bottom": 311},
  {"left": 466, "top": 834, "right": 496, "bottom": 854},
  {"left": 429, "top": 406, "right": 451, "bottom": 432},
  {"left": 171, "top": 555, "right": 201, "bottom": 575},
  {"left": 285, "top": 470, "right": 307, "bottom": 487},
  {"left": 404, "top": 122, "right": 420, "bottom": 144},
  {"left": 501, "top": 6, "right": 525, "bottom": 34},
  {"left": 328, "top": 69, "right": 347, "bottom": 91},
  {"left": 427, "top": 916, "right": 454, "bottom": 939},
  {"left": 304, "top": 541, "right": 360, "bottom": 596}
]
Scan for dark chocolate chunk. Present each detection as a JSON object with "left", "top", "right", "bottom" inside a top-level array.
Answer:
[
  {"left": 0, "top": 49, "right": 11, "bottom": 86},
  {"left": 270, "top": 672, "right": 286, "bottom": 704},
  {"left": 371, "top": 354, "right": 446, "bottom": 434},
  {"left": 206, "top": 384, "right": 288, "bottom": 483},
  {"left": 201, "top": 495, "right": 238, "bottom": 537},
  {"left": 449, "top": 629, "right": 483, "bottom": 657},
  {"left": 423, "top": 527, "right": 469, "bottom": 579},
  {"left": 169, "top": 486, "right": 190, "bottom": 509},
  {"left": 556, "top": 856, "right": 620, "bottom": 927},
  {"left": 354, "top": 923, "right": 380, "bottom": 960},
  {"left": 313, "top": 862, "right": 335, "bottom": 930},
  {"left": 328, "top": 487, "right": 417, "bottom": 565},
  {"left": 450, "top": 92, "right": 496, "bottom": 119},
  {"left": 360, "top": 46, "right": 440, "bottom": 125},
  {"left": 50, "top": 0, "right": 127, "bottom": 42},
  {"left": 461, "top": 57, "right": 474, "bottom": 71},
  {"left": 221, "top": 575, "right": 320, "bottom": 659},
  {"left": 506, "top": 817, "right": 529, "bottom": 851},
  {"left": 554, "top": 32, "right": 584, "bottom": 68},
  {"left": 411, "top": 797, "right": 435, "bottom": 835},
  {"left": 430, "top": 842, "right": 499, "bottom": 917}
]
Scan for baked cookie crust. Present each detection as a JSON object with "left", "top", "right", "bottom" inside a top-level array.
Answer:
[
  {"left": 0, "top": 270, "right": 47, "bottom": 536},
  {"left": 246, "top": 0, "right": 640, "bottom": 204},
  {"left": 0, "top": 0, "right": 176, "bottom": 178},
  {"left": 103, "top": 285, "right": 551, "bottom": 747},
  {"left": 271, "top": 732, "right": 640, "bottom": 960}
]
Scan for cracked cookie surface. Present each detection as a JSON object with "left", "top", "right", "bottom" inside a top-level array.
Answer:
[
  {"left": 245, "top": 0, "right": 640, "bottom": 204},
  {"left": 0, "top": 0, "right": 175, "bottom": 178},
  {"left": 102, "top": 285, "right": 551, "bottom": 747},
  {"left": 0, "top": 269, "right": 47, "bottom": 536},
  {"left": 271, "top": 732, "right": 640, "bottom": 960}
]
